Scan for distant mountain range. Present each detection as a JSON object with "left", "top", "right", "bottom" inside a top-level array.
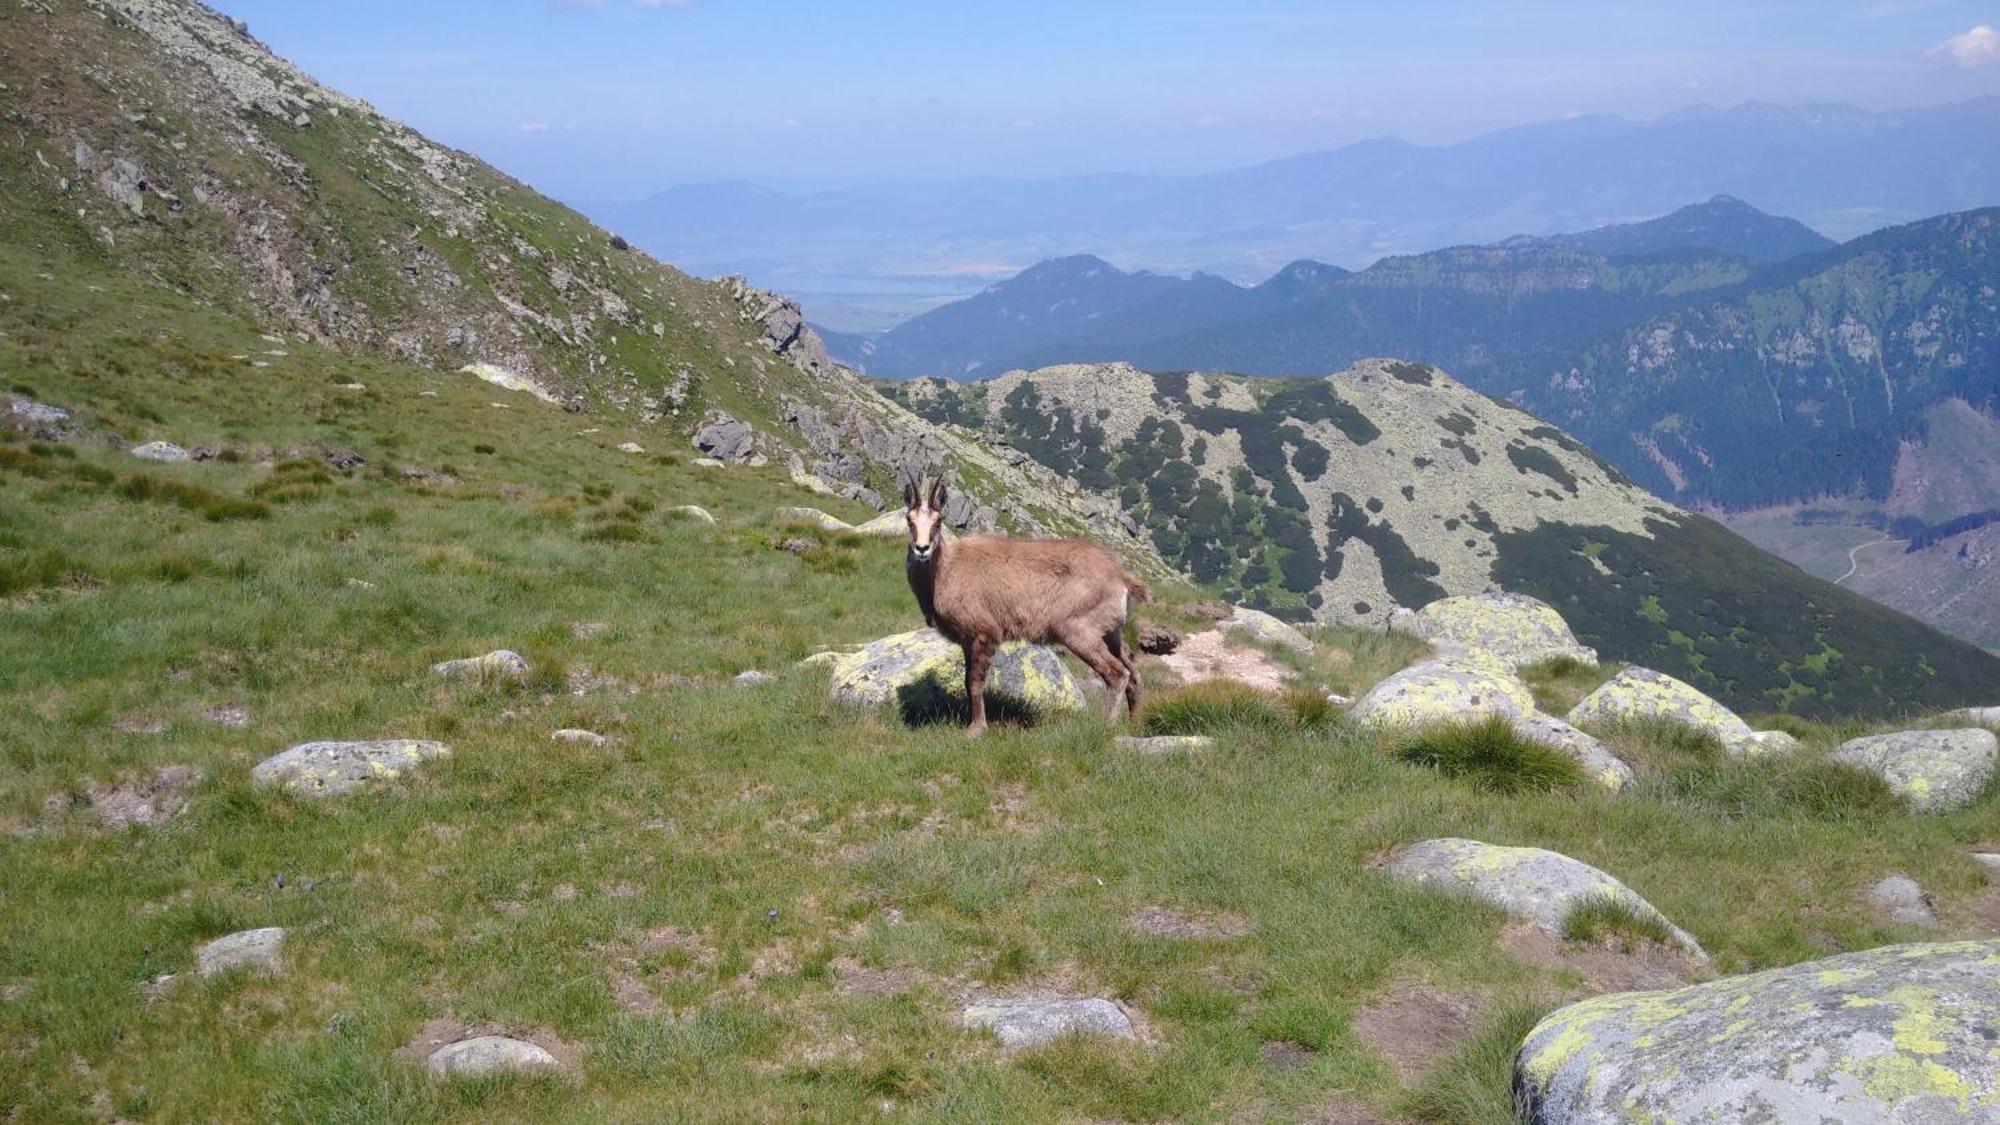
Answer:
[{"left": 591, "top": 99, "right": 2000, "bottom": 324}]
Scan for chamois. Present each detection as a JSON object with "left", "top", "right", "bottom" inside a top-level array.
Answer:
[{"left": 901, "top": 472, "right": 1148, "bottom": 734}]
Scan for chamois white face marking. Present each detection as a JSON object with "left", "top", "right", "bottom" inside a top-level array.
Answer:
[{"left": 905, "top": 477, "right": 946, "bottom": 561}]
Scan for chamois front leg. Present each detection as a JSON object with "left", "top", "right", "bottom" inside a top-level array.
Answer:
[{"left": 963, "top": 637, "right": 993, "bottom": 736}]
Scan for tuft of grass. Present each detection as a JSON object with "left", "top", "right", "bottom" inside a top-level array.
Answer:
[
  {"left": 581, "top": 521, "right": 653, "bottom": 544},
  {"left": 1401, "top": 1001, "right": 1549, "bottom": 1125},
  {"left": 1281, "top": 687, "right": 1347, "bottom": 732},
  {"left": 117, "top": 472, "right": 270, "bottom": 521},
  {"left": 1651, "top": 757, "right": 1902, "bottom": 822},
  {"left": 1592, "top": 717, "right": 1725, "bottom": 778},
  {"left": 1394, "top": 717, "right": 1587, "bottom": 794},
  {"left": 1519, "top": 656, "right": 1616, "bottom": 715},
  {"left": 0, "top": 547, "right": 90, "bottom": 595},
  {"left": 1561, "top": 895, "right": 1673, "bottom": 949},
  {"left": 1141, "top": 680, "right": 1289, "bottom": 735}
]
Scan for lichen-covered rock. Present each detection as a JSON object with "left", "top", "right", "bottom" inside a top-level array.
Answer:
[
  {"left": 425, "top": 1035, "right": 560, "bottom": 1077},
  {"left": 852, "top": 510, "right": 906, "bottom": 537},
  {"left": 1114, "top": 735, "right": 1214, "bottom": 756},
  {"left": 1351, "top": 650, "right": 1538, "bottom": 728},
  {"left": 251, "top": 740, "right": 450, "bottom": 797},
  {"left": 1566, "top": 667, "right": 1757, "bottom": 754},
  {"left": 459, "top": 362, "right": 561, "bottom": 404},
  {"left": 1829, "top": 728, "right": 1998, "bottom": 813},
  {"left": 668, "top": 505, "right": 716, "bottom": 524},
  {"left": 775, "top": 507, "right": 855, "bottom": 533},
  {"left": 8, "top": 400, "right": 70, "bottom": 427},
  {"left": 1508, "top": 714, "right": 1633, "bottom": 792},
  {"left": 1408, "top": 593, "right": 1597, "bottom": 669},
  {"left": 1513, "top": 940, "right": 2000, "bottom": 1124},
  {"left": 1865, "top": 875, "right": 1939, "bottom": 928},
  {"left": 550, "top": 729, "right": 607, "bottom": 747},
  {"left": 195, "top": 927, "right": 286, "bottom": 977},
  {"left": 1740, "top": 729, "right": 1803, "bottom": 756},
  {"left": 431, "top": 650, "right": 530, "bottom": 681},
  {"left": 129, "top": 440, "right": 190, "bottom": 463},
  {"left": 959, "top": 996, "right": 1136, "bottom": 1049},
  {"left": 1944, "top": 705, "right": 2000, "bottom": 728},
  {"left": 1221, "top": 606, "right": 1315, "bottom": 653},
  {"left": 1385, "top": 838, "right": 1704, "bottom": 959},
  {"left": 822, "top": 629, "right": 1085, "bottom": 717}
]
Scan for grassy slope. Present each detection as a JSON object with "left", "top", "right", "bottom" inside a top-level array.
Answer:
[{"left": 4, "top": 248, "right": 2000, "bottom": 1122}]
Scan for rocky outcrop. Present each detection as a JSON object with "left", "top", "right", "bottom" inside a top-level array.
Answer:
[
  {"left": 1385, "top": 838, "right": 1704, "bottom": 959},
  {"left": 1829, "top": 728, "right": 1998, "bottom": 813},
  {"left": 959, "top": 996, "right": 1136, "bottom": 1050},
  {"left": 1396, "top": 592, "right": 1597, "bottom": 669},
  {"left": 1514, "top": 940, "right": 2000, "bottom": 1123},
  {"left": 812, "top": 629, "right": 1085, "bottom": 718},
  {"left": 693, "top": 414, "right": 756, "bottom": 463},
  {"left": 251, "top": 740, "right": 451, "bottom": 797}
]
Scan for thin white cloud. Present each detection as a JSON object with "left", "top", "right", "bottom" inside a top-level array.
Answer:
[
  {"left": 1925, "top": 25, "right": 2000, "bottom": 66},
  {"left": 518, "top": 121, "right": 553, "bottom": 133}
]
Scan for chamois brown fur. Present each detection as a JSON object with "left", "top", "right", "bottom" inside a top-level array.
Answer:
[{"left": 901, "top": 472, "right": 1148, "bottom": 733}]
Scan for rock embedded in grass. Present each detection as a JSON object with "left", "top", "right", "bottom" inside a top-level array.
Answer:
[
  {"left": 851, "top": 510, "right": 905, "bottom": 537},
  {"left": 1513, "top": 940, "right": 2000, "bottom": 1123},
  {"left": 959, "top": 996, "right": 1136, "bottom": 1049},
  {"left": 1944, "top": 705, "right": 2000, "bottom": 728},
  {"left": 1508, "top": 713, "right": 1634, "bottom": 791},
  {"left": 692, "top": 415, "right": 754, "bottom": 463},
  {"left": 195, "top": 927, "right": 286, "bottom": 977},
  {"left": 775, "top": 506, "right": 855, "bottom": 533},
  {"left": 668, "top": 504, "right": 716, "bottom": 524},
  {"left": 1385, "top": 838, "right": 1705, "bottom": 959},
  {"left": 1566, "top": 666, "right": 1759, "bottom": 754},
  {"left": 46, "top": 765, "right": 202, "bottom": 829},
  {"left": 733, "top": 669, "right": 774, "bottom": 685},
  {"left": 1864, "top": 875, "right": 1938, "bottom": 927},
  {"left": 251, "top": 740, "right": 450, "bottom": 797},
  {"left": 823, "top": 628, "right": 1085, "bottom": 718},
  {"left": 425, "top": 1035, "right": 561, "bottom": 1078},
  {"left": 431, "top": 649, "right": 530, "bottom": 681},
  {"left": 1351, "top": 649, "right": 1537, "bottom": 728},
  {"left": 550, "top": 729, "right": 607, "bottom": 747},
  {"left": 1828, "top": 727, "right": 1998, "bottom": 813},
  {"left": 128, "top": 440, "right": 190, "bottom": 462},
  {"left": 616, "top": 441, "right": 645, "bottom": 454},
  {"left": 1972, "top": 853, "right": 2000, "bottom": 880},
  {"left": 9, "top": 399, "right": 70, "bottom": 426},
  {"left": 1136, "top": 623, "right": 1182, "bottom": 655},
  {"left": 1221, "top": 606, "right": 1315, "bottom": 653},
  {"left": 1401, "top": 592, "right": 1598, "bottom": 669},
  {"left": 1114, "top": 734, "right": 1215, "bottom": 755}
]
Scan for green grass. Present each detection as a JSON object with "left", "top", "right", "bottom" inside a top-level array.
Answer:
[
  {"left": 4, "top": 245, "right": 2000, "bottom": 1122},
  {"left": 1393, "top": 718, "right": 1589, "bottom": 795},
  {"left": 1401, "top": 1001, "right": 1548, "bottom": 1124},
  {"left": 1140, "top": 681, "right": 1290, "bottom": 735},
  {"left": 1560, "top": 896, "right": 1674, "bottom": 949}
]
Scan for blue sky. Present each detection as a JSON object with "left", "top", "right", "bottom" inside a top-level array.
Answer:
[{"left": 211, "top": 1, "right": 2000, "bottom": 201}]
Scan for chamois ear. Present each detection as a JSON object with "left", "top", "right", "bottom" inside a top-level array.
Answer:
[
  {"left": 900, "top": 467, "right": 920, "bottom": 509},
  {"left": 928, "top": 476, "right": 948, "bottom": 511}
]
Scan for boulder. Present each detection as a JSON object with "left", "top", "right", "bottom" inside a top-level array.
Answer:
[
  {"left": 251, "top": 740, "right": 450, "bottom": 798},
  {"left": 550, "top": 729, "right": 607, "bottom": 747},
  {"left": 1566, "top": 667, "right": 1758, "bottom": 754},
  {"left": 1865, "top": 875, "right": 1938, "bottom": 928},
  {"left": 959, "top": 996, "right": 1136, "bottom": 1050},
  {"left": 693, "top": 415, "right": 755, "bottom": 463},
  {"left": 1385, "top": 838, "right": 1705, "bottom": 959},
  {"left": 195, "top": 927, "right": 286, "bottom": 977},
  {"left": 616, "top": 442, "right": 645, "bottom": 454},
  {"left": 431, "top": 650, "right": 530, "bottom": 681},
  {"left": 733, "top": 669, "right": 774, "bottom": 686},
  {"left": 1406, "top": 593, "right": 1597, "bottom": 669},
  {"left": 821, "top": 628, "right": 1085, "bottom": 718},
  {"left": 852, "top": 510, "right": 906, "bottom": 538},
  {"left": 1740, "top": 729, "right": 1803, "bottom": 756},
  {"left": 425, "top": 1035, "right": 560, "bottom": 1078},
  {"left": 775, "top": 507, "right": 855, "bottom": 533},
  {"left": 1114, "top": 735, "right": 1214, "bottom": 756},
  {"left": 668, "top": 505, "right": 716, "bottom": 525},
  {"left": 1828, "top": 728, "right": 1997, "bottom": 813},
  {"left": 1350, "top": 650, "right": 1538, "bottom": 729},
  {"left": 1220, "top": 606, "right": 1314, "bottom": 653},
  {"left": 8, "top": 400, "right": 70, "bottom": 427},
  {"left": 1943, "top": 705, "right": 2000, "bottom": 728},
  {"left": 1973, "top": 853, "right": 2000, "bottom": 880},
  {"left": 129, "top": 440, "right": 190, "bottom": 463},
  {"left": 1136, "top": 623, "right": 1182, "bottom": 655},
  {"left": 1513, "top": 940, "right": 2000, "bottom": 1124},
  {"left": 1508, "top": 714, "right": 1634, "bottom": 792}
]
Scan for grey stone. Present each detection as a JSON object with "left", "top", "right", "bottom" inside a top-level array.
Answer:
[
  {"left": 251, "top": 740, "right": 450, "bottom": 798},
  {"left": 8, "top": 400, "right": 70, "bottom": 426},
  {"left": 195, "top": 927, "right": 286, "bottom": 977},
  {"left": 821, "top": 628, "right": 1085, "bottom": 717},
  {"left": 959, "top": 996, "right": 1136, "bottom": 1049},
  {"left": 693, "top": 414, "right": 755, "bottom": 463},
  {"left": 550, "top": 729, "right": 607, "bottom": 747},
  {"left": 1114, "top": 735, "right": 1214, "bottom": 755},
  {"left": 1740, "top": 729, "right": 1803, "bottom": 756},
  {"left": 1508, "top": 713, "right": 1634, "bottom": 792},
  {"left": 668, "top": 505, "right": 716, "bottom": 524},
  {"left": 425, "top": 1035, "right": 560, "bottom": 1077},
  {"left": 1514, "top": 940, "right": 2000, "bottom": 1124},
  {"left": 775, "top": 507, "right": 855, "bottom": 533},
  {"left": 1351, "top": 650, "right": 1537, "bottom": 728},
  {"left": 1407, "top": 592, "right": 1597, "bottom": 669},
  {"left": 1566, "top": 667, "right": 1759, "bottom": 755},
  {"left": 1865, "top": 875, "right": 1938, "bottom": 927},
  {"left": 431, "top": 650, "right": 530, "bottom": 681},
  {"left": 1385, "top": 838, "right": 1705, "bottom": 959},
  {"left": 1221, "top": 606, "right": 1315, "bottom": 653},
  {"left": 1972, "top": 853, "right": 2000, "bottom": 880},
  {"left": 129, "top": 440, "right": 190, "bottom": 463},
  {"left": 616, "top": 441, "right": 645, "bottom": 454},
  {"left": 1943, "top": 706, "right": 2000, "bottom": 728},
  {"left": 733, "top": 669, "right": 775, "bottom": 686},
  {"left": 852, "top": 510, "right": 906, "bottom": 538},
  {"left": 1829, "top": 727, "right": 1998, "bottom": 813}
]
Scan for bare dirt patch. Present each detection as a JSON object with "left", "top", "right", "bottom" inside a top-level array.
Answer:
[
  {"left": 1259, "top": 1040, "right": 1315, "bottom": 1072},
  {"left": 1350, "top": 981, "right": 1486, "bottom": 1087},
  {"left": 395, "top": 1016, "right": 582, "bottom": 1070},
  {"left": 1158, "top": 630, "right": 1293, "bottom": 693},
  {"left": 1498, "top": 922, "right": 1701, "bottom": 996},
  {"left": 43, "top": 766, "right": 202, "bottom": 829},
  {"left": 832, "top": 955, "right": 939, "bottom": 998},
  {"left": 1127, "top": 905, "right": 1252, "bottom": 940},
  {"left": 1302, "top": 1092, "right": 1394, "bottom": 1123}
]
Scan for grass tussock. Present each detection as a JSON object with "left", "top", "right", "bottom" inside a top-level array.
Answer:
[
  {"left": 117, "top": 472, "right": 270, "bottom": 521},
  {"left": 1141, "top": 680, "right": 1290, "bottom": 735},
  {"left": 1394, "top": 717, "right": 1587, "bottom": 795},
  {"left": 1402, "top": 1001, "right": 1549, "bottom": 1125},
  {"left": 1560, "top": 895, "right": 1673, "bottom": 949},
  {"left": 1651, "top": 758, "right": 1903, "bottom": 822},
  {"left": 1519, "top": 656, "right": 1616, "bottom": 715}
]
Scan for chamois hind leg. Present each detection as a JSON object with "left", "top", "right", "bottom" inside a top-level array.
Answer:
[
  {"left": 963, "top": 637, "right": 993, "bottom": 736},
  {"left": 1104, "top": 628, "right": 1141, "bottom": 717},
  {"left": 1063, "top": 630, "right": 1130, "bottom": 722}
]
